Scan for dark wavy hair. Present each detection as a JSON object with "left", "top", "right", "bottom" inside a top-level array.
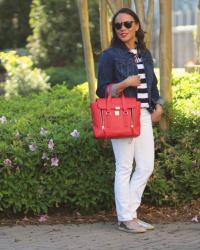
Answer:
[{"left": 110, "top": 8, "right": 146, "bottom": 50}]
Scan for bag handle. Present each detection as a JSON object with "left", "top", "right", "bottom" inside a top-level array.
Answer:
[
  {"left": 106, "top": 84, "right": 127, "bottom": 110},
  {"left": 106, "top": 84, "right": 125, "bottom": 98}
]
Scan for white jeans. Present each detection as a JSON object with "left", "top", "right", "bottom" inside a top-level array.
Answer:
[{"left": 111, "top": 109, "right": 154, "bottom": 221}]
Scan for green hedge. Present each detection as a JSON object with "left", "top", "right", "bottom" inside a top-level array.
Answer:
[
  {"left": 0, "top": 73, "right": 199, "bottom": 214},
  {"left": 145, "top": 72, "right": 200, "bottom": 205},
  {"left": 0, "top": 84, "right": 113, "bottom": 214},
  {"left": 45, "top": 65, "right": 87, "bottom": 88}
]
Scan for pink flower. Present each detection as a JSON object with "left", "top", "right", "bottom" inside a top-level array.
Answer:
[
  {"left": 191, "top": 215, "right": 198, "bottom": 223},
  {"left": 70, "top": 129, "right": 80, "bottom": 138},
  {"left": 48, "top": 139, "right": 54, "bottom": 150},
  {"left": 39, "top": 214, "right": 48, "bottom": 222},
  {"left": 51, "top": 157, "right": 59, "bottom": 167},
  {"left": 29, "top": 144, "right": 37, "bottom": 152},
  {"left": 40, "top": 127, "right": 48, "bottom": 136},
  {"left": 3, "top": 159, "right": 12, "bottom": 167},
  {"left": 0, "top": 116, "right": 7, "bottom": 124}
]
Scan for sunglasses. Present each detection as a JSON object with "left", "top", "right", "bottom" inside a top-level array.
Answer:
[{"left": 114, "top": 21, "right": 135, "bottom": 30}]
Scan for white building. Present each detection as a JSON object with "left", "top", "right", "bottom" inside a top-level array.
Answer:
[{"left": 151, "top": 0, "right": 198, "bottom": 67}]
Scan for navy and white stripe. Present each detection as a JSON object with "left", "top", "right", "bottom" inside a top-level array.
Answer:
[{"left": 129, "top": 49, "right": 149, "bottom": 108}]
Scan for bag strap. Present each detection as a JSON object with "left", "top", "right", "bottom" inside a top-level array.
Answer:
[
  {"left": 106, "top": 84, "right": 126, "bottom": 98},
  {"left": 106, "top": 84, "right": 127, "bottom": 111},
  {"left": 106, "top": 84, "right": 112, "bottom": 98}
]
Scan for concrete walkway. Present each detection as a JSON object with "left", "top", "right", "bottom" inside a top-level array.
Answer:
[{"left": 0, "top": 222, "right": 199, "bottom": 250}]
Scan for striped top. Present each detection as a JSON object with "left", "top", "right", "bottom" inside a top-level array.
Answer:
[{"left": 129, "top": 49, "right": 149, "bottom": 108}]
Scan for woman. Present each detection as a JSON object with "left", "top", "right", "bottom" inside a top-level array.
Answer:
[{"left": 96, "top": 8, "right": 163, "bottom": 233}]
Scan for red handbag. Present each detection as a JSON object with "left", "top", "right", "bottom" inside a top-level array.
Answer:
[{"left": 90, "top": 85, "right": 141, "bottom": 139}]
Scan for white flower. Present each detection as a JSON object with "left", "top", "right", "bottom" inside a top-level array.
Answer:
[
  {"left": 22, "top": 216, "right": 29, "bottom": 222},
  {"left": 3, "top": 159, "right": 12, "bottom": 167},
  {"left": 40, "top": 127, "right": 48, "bottom": 136},
  {"left": 15, "top": 131, "right": 20, "bottom": 139},
  {"left": 48, "top": 139, "right": 54, "bottom": 150},
  {"left": 29, "top": 144, "right": 37, "bottom": 152},
  {"left": 70, "top": 129, "right": 80, "bottom": 138},
  {"left": 191, "top": 111, "right": 200, "bottom": 116},
  {"left": 41, "top": 152, "right": 49, "bottom": 160},
  {"left": 191, "top": 215, "right": 198, "bottom": 223},
  {"left": 0, "top": 116, "right": 7, "bottom": 124},
  {"left": 51, "top": 157, "right": 59, "bottom": 167}
]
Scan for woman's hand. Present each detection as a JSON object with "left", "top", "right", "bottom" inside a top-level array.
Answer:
[
  {"left": 115, "top": 75, "right": 140, "bottom": 96},
  {"left": 125, "top": 75, "right": 141, "bottom": 87},
  {"left": 151, "top": 104, "right": 163, "bottom": 123}
]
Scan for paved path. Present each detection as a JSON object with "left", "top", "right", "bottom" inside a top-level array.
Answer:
[{"left": 0, "top": 222, "right": 199, "bottom": 250}]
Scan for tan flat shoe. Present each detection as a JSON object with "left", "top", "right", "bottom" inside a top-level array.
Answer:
[
  {"left": 118, "top": 221, "right": 147, "bottom": 233},
  {"left": 136, "top": 219, "right": 155, "bottom": 230}
]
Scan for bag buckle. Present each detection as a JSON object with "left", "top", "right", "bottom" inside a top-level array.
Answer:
[{"left": 114, "top": 106, "right": 120, "bottom": 116}]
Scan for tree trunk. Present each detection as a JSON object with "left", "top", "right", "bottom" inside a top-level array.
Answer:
[
  {"left": 145, "top": 0, "right": 154, "bottom": 49},
  {"left": 76, "top": 0, "right": 96, "bottom": 103},
  {"left": 99, "top": 0, "right": 111, "bottom": 51},
  {"left": 196, "top": 0, "right": 200, "bottom": 64},
  {"left": 123, "top": 0, "right": 132, "bottom": 8},
  {"left": 159, "top": 0, "right": 172, "bottom": 130},
  {"left": 134, "top": 0, "right": 154, "bottom": 49},
  {"left": 134, "top": 0, "right": 145, "bottom": 28},
  {"left": 107, "top": 0, "right": 123, "bottom": 14}
]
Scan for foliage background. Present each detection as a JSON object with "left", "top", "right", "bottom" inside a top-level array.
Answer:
[
  {"left": 0, "top": 51, "right": 50, "bottom": 97},
  {"left": 0, "top": 0, "right": 199, "bottom": 215},
  {"left": 0, "top": 0, "right": 32, "bottom": 50},
  {"left": 0, "top": 73, "right": 199, "bottom": 214},
  {"left": 27, "top": 0, "right": 100, "bottom": 67}
]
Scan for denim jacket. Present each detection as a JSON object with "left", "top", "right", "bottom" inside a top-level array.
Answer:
[{"left": 96, "top": 47, "right": 164, "bottom": 113}]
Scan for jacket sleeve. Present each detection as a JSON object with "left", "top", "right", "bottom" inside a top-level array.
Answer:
[
  {"left": 147, "top": 50, "right": 164, "bottom": 106},
  {"left": 151, "top": 72, "right": 164, "bottom": 106},
  {"left": 96, "top": 50, "right": 114, "bottom": 98}
]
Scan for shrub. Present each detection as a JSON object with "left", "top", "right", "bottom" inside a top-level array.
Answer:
[
  {"left": 0, "top": 84, "right": 114, "bottom": 214},
  {"left": 145, "top": 72, "right": 200, "bottom": 206},
  {"left": 45, "top": 65, "right": 87, "bottom": 88},
  {"left": 0, "top": 51, "right": 50, "bottom": 98},
  {"left": 0, "top": 72, "right": 199, "bottom": 214}
]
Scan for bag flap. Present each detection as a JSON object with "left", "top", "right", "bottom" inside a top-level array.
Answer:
[{"left": 96, "top": 97, "right": 140, "bottom": 109}]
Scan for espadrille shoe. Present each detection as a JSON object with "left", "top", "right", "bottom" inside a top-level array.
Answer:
[
  {"left": 118, "top": 221, "right": 147, "bottom": 233},
  {"left": 136, "top": 219, "right": 155, "bottom": 230}
]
